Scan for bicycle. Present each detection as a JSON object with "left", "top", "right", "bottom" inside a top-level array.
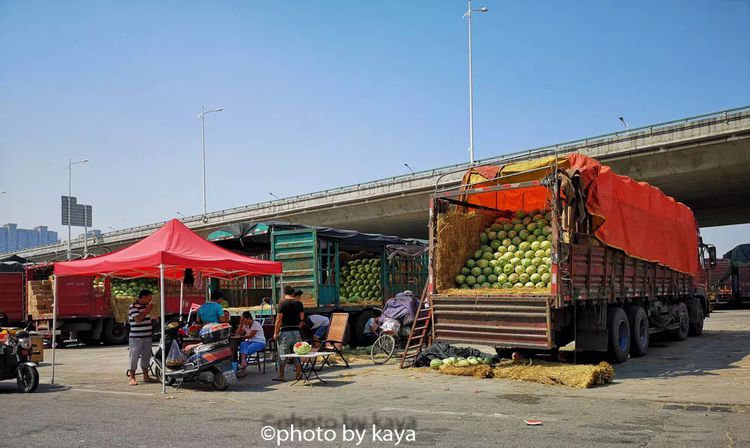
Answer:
[{"left": 369, "top": 328, "right": 409, "bottom": 364}]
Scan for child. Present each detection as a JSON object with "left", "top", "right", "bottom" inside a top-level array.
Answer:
[
  {"left": 362, "top": 309, "right": 382, "bottom": 346},
  {"left": 236, "top": 311, "right": 266, "bottom": 375}
]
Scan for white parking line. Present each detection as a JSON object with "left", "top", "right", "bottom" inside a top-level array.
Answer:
[
  {"left": 380, "top": 407, "right": 557, "bottom": 422},
  {"left": 70, "top": 387, "right": 155, "bottom": 397}
]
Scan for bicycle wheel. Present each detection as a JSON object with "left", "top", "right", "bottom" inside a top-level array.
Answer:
[{"left": 370, "top": 334, "right": 396, "bottom": 364}]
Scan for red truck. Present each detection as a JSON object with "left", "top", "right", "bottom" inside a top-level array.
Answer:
[
  {"left": 0, "top": 263, "right": 205, "bottom": 345},
  {"left": 717, "top": 244, "right": 750, "bottom": 307},
  {"left": 427, "top": 154, "right": 714, "bottom": 363},
  {"left": 708, "top": 258, "right": 733, "bottom": 307}
]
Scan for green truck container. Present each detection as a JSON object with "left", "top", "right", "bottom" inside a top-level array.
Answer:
[{"left": 210, "top": 222, "right": 427, "bottom": 346}]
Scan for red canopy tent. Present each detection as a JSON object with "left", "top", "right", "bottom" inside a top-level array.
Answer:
[{"left": 53, "top": 219, "right": 283, "bottom": 392}]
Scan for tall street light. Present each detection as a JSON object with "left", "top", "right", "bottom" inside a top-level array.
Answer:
[
  {"left": 464, "top": 0, "right": 488, "bottom": 164},
  {"left": 66, "top": 158, "right": 88, "bottom": 260},
  {"left": 197, "top": 106, "right": 223, "bottom": 223},
  {"left": 619, "top": 116, "right": 630, "bottom": 130}
]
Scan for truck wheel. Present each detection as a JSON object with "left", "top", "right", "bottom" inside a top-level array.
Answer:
[
  {"left": 607, "top": 307, "right": 630, "bottom": 363},
  {"left": 103, "top": 319, "right": 128, "bottom": 345},
  {"left": 627, "top": 306, "right": 649, "bottom": 357},
  {"left": 672, "top": 302, "right": 689, "bottom": 341},
  {"left": 688, "top": 301, "right": 704, "bottom": 337}
]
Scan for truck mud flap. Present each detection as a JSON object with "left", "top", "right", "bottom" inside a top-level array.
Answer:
[{"left": 431, "top": 295, "right": 552, "bottom": 350}]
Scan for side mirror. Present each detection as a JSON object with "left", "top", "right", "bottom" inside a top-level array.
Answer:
[
  {"left": 0, "top": 312, "right": 8, "bottom": 326},
  {"left": 708, "top": 246, "right": 717, "bottom": 266}
]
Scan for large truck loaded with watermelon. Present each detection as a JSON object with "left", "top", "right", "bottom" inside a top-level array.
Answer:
[
  {"left": 208, "top": 222, "right": 427, "bottom": 347},
  {"left": 427, "top": 154, "right": 715, "bottom": 363}
]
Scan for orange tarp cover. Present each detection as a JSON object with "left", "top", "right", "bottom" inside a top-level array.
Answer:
[{"left": 461, "top": 154, "right": 699, "bottom": 276}]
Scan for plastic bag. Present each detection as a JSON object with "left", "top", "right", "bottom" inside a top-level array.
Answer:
[
  {"left": 380, "top": 317, "right": 401, "bottom": 335},
  {"left": 165, "top": 340, "right": 187, "bottom": 368}
]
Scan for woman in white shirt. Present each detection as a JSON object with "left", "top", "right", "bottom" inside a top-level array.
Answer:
[{"left": 237, "top": 311, "right": 266, "bottom": 374}]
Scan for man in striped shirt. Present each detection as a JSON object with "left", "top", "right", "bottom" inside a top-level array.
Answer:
[{"left": 128, "top": 289, "right": 155, "bottom": 386}]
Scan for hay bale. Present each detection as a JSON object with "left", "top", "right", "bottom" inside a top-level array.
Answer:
[
  {"left": 435, "top": 210, "right": 496, "bottom": 292},
  {"left": 438, "top": 363, "right": 493, "bottom": 379},
  {"left": 492, "top": 360, "right": 614, "bottom": 388},
  {"left": 110, "top": 296, "right": 162, "bottom": 324}
]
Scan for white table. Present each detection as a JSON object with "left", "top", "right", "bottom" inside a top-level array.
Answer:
[{"left": 279, "top": 351, "right": 335, "bottom": 385}]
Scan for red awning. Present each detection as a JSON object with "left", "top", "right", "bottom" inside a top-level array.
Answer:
[{"left": 54, "top": 219, "right": 282, "bottom": 279}]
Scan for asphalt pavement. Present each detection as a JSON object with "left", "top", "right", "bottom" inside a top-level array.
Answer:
[{"left": 1, "top": 309, "right": 748, "bottom": 448}]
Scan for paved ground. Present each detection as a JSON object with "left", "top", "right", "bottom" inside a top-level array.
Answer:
[{"left": 2, "top": 309, "right": 749, "bottom": 448}]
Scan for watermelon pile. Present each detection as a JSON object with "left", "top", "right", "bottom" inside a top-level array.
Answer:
[
  {"left": 441, "top": 356, "right": 493, "bottom": 366},
  {"left": 94, "top": 278, "right": 161, "bottom": 299},
  {"left": 454, "top": 210, "right": 553, "bottom": 290},
  {"left": 340, "top": 258, "right": 382, "bottom": 304}
]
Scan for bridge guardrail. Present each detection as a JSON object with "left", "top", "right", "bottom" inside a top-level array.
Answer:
[{"left": 6, "top": 105, "right": 750, "bottom": 258}]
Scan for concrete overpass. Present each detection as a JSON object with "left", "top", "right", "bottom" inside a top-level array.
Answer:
[{"left": 11, "top": 106, "right": 750, "bottom": 262}]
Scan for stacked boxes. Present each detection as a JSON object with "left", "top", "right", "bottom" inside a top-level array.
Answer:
[{"left": 27, "top": 280, "right": 53, "bottom": 317}]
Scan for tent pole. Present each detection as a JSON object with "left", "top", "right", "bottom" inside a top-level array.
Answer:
[
  {"left": 179, "top": 280, "right": 184, "bottom": 322},
  {"left": 51, "top": 274, "right": 58, "bottom": 385},
  {"left": 160, "top": 264, "right": 166, "bottom": 394}
]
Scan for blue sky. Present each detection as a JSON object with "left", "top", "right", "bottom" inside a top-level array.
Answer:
[{"left": 1, "top": 0, "right": 749, "bottom": 254}]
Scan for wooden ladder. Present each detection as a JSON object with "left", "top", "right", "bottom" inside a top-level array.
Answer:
[{"left": 399, "top": 288, "right": 433, "bottom": 369}]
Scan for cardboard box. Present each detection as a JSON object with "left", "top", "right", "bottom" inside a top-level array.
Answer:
[{"left": 30, "top": 335, "right": 44, "bottom": 363}]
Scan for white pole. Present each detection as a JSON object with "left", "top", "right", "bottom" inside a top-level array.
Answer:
[
  {"left": 67, "top": 159, "right": 72, "bottom": 260},
  {"left": 467, "top": 0, "right": 475, "bottom": 164},
  {"left": 51, "top": 275, "right": 58, "bottom": 384},
  {"left": 83, "top": 206, "right": 88, "bottom": 258},
  {"left": 160, "top": 264, "right": 166, "bottom": 394},
  {"left": 201, "top": 106, "right": 207, "bottom": 223},
  {"left": 179, "top": 280, "right": 184, "bottom": 322}
]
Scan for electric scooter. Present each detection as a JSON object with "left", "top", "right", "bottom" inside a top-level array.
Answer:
[{"left": 153, "top": 322, "right": 236, "bottom": 390}]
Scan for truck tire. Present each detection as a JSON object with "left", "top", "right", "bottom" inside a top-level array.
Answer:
[
  {"left": 688, "top": 301, "right": 704, "bottom": 337},
  {"left": 607, "top": 306, "right": 630, "bottom": 364},
  {"left": 627, "top": 306, "right": 649, "bottom": 357},
  {"left": 672, "top": 302, "right": 689, "bottom": 341},
  {"left": 103, "top": 319, "right": 128, "bottom": 345}
]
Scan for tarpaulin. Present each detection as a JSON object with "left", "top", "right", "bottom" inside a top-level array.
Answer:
[
  {"left": 460, "top": 155, "right": 567, "bottom": 212},
  {"left": 210, "top": 221, "right": 426, "bottom": 251},
  {"left": 459, "top": 154, "right": 699, "bottom": 276},
  {"left": 724, "top": 244, "right": 750, "bottom": 268}
]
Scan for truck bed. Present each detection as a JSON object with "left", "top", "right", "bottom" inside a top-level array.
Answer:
[{"left": 431, "top": 294, "right": 551, "bottom": 349}]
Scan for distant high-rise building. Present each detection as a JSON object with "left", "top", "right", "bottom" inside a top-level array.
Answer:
[{"left": 0, "top": 224, "right": 59, "bottom": 253}]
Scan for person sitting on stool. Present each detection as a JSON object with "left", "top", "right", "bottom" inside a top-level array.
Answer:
[{"left": 236, "top": 311, "right": 266, "bottom": 375}]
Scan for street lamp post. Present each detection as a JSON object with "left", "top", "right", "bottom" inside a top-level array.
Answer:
[
  {"left": 197, "top": 106, "right": 223, "bottom": 223},
  {"left": 66, "top": 158, "right": 88, "bottom": 261},
  {"left": 464, "top": 0, "right": 488, "bottom": 164},
  {"left": 619, "top": 116, "right": 630, "bottom": 130}
]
